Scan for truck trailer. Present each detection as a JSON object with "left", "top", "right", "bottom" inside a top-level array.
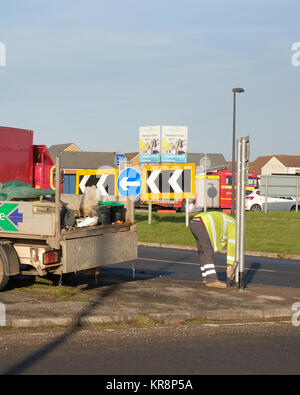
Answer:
[{"left": 0, "top": 158, "right": 138, "bottom": 290}]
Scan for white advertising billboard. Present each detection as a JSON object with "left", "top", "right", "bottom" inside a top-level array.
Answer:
[
  {"left": 139, "top": 126, "right": 161, "bottom": 163},
  {"left": 161, "top": 126, "right": 188, "bottom": 163}
]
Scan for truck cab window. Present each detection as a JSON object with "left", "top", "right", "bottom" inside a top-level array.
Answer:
[{"left": 226, "top": 176, "right": 232, "bottom": 186}]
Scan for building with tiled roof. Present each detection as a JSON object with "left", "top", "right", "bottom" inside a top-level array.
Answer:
[{"left": 228, "top": 155, "right": 300, "bottom": 176}]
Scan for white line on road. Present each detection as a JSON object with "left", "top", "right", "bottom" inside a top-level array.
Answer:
[{"left": 138, "top": 258, "right": 277, "bottom": 273}]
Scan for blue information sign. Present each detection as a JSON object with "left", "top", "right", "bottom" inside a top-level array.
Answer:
[{"left": 116, "top": 153, "right": 126, "bottom": 165}]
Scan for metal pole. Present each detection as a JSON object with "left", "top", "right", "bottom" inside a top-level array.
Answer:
[
  {"left": 239, "top": 138, "right": 247, "bottom": 290},
  {"left": 231, "top": 92, "right": 236, "bottom": 217},
  {"left": 186, "top": 198, "right": 189, "bottom": 227},
  {"left": 296, "top": 177, "right": 299, "bottom": 212},
  {"left": 55, "top": 156, "right": 61, "bottom": 250},
  {"left": 148, "top": 199, "right": 152, "bottom": 225},
  {"left": 204, "top": 154, "right": 207, "bottom": 212},
  {"left": 264, "top": 176, "right": 268, "bottom": 214},
  {"left": 235, "top": 139, "right": 242, "bottom": 288}
]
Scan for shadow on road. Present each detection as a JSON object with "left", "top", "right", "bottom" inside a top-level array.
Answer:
[
  {"left": 214, "top": 261, "right": 262, "bottom": 286},
  {"left": 1, "top": 282, "right": 119, "bottom": 375},
  {"left": 7, "top": 261, "right": 174, "bottom": 291},
  {"left": 1, "top": 261, "right": 175, "bottom": 375},
  {"left": 245, "top": 262, "right": 261, "bottom": 286}
]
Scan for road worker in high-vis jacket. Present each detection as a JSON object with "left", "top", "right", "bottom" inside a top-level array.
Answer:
[{"left": 190, "top": 211, "right": 236, "bottom": 288}]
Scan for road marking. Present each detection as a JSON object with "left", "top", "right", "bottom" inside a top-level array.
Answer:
[
  {"left": 138, "top": 258, "right": 200, "bottom": 266},
  {"left": 137, "top": 258, "right": 277, "bottom": 273}
]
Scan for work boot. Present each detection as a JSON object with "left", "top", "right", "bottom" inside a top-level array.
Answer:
[{"left": 205, "top": 281, "right": 227, "bottom": 289}]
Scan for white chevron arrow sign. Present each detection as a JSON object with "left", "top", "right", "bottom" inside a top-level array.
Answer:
[
  {"left": 168, "top": 169, "right": 183, "bottom": 193},
  {"left": 79, "top": 175, "right": 90, "bottom": 193},
  {"left": 142, "top": 163, "right": 195, "bottom": 200},
  {"left": 146, "top": 170, "right": 161, "bottom": 193},
  {"left": 96, "top": 174, "right": 109, "bottom": 196}
]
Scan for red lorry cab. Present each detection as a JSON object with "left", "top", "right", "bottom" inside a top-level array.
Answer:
[
  {"left": 216, "top": 168, "right": 259, "bottom": 209},
  {"left": 0, "top": 126, "right": 56, "bottom": 190},
  {"left": 33, "top": 144, "right": 56, "bottom": 189}
]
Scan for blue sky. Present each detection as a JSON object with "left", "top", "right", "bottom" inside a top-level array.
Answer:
[{"left": 0, "top": 0, "right": 299, "bottom": 160}]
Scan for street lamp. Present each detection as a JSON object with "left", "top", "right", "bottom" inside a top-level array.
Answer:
[{"left": 231, "top": 87, "right": 245, "bottom": 217}]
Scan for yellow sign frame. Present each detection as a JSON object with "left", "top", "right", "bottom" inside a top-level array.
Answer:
[
  {"left": 142, "top": 163, "right": 195, "bottom": 200},
  {"left": 76, "top": 168, "right": 119, "bottom": 196}
]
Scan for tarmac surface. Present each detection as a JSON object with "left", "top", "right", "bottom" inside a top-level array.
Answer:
[
  {"left": 1, "top": 323, "right": 300, "bottom": 375},
  {"left": 0, "top": 245, "right": 300, "bottom": 328}
]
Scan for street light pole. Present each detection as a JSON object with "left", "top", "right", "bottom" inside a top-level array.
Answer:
[{"left": 231, "top": 87, "right": 245, "bottom": 217}]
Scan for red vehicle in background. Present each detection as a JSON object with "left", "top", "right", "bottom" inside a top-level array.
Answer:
[
  {"left": 0, "top": 126, "right": 59, "bottom": 190},
  {"left": 214, "top": 168, "right": 259, "bottom": 210},
  {"left": 148, "top": 168, "right": 259, "bottom": 212}
]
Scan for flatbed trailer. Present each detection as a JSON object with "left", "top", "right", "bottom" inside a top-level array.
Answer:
[{"left": 0, "top": 158, "right": 137, "bottom": 290}]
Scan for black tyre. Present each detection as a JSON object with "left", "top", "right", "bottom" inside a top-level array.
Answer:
[
  {"left": 291, "top": 205, "right": 300, "bottom": 211},
  {"left": 0, "top": 255, "right": 9, "bottom": 291},
  {"left": 250, "top": 204, "right": 261, "bottom": 211}
]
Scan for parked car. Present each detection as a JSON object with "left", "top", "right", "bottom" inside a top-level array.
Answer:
[{"left": 245, "top": 189, "right": 299, "bottom": 211}]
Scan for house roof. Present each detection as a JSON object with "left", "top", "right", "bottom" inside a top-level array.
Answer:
[
  {"left": 270, "top": 155, "right": 300, "bottom": 168},
  {"left": 227, "top": 155, "right": 300, "bottom": 175},
  {"left": 54, "top": 151, "right": 117, "bottom": 169},
  {"left": 249, "top": 156, "right": 273, "bottom": 175},
  {"left": 227, "top": 160, "right": 261, "bottom": 174},
  {"left": 248, "top": 155, "right": 300, "bottom": 175},
  {"left": 187, "top": 153, "right": 227, "bottom": 171},
  {"left": 125, "top": 152, "right": 139, "bottom": 161},
  {"left": 48, "top": 143, "right": 81, "bottom": 160}
]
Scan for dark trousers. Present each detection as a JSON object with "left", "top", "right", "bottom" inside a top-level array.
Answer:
[{"left": 189, "top": 219, "right": 218, "bottom": 282}]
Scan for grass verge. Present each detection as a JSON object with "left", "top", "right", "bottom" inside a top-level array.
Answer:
[
  {"left": 19, "top": 276, "right": 91, "bottom": 302},
  {"left": 135, "top": 211, "right": 300, "bottom": 257}
]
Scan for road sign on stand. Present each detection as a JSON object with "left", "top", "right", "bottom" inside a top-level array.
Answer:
[
  {"left": 115, "top": 153, "right": 126, "bottom": 165},
  {"left": 118, "top": 168, "right": 142, "bottom": 197},
  {"left": 76, "top": 169, "right": 118, "bottom": 197},
  {"left": 142, "top": 163, "right": 195, "bottom": 200}
]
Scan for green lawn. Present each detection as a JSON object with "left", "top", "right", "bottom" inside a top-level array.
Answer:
[{"left": 135, "top": 211, "right": 300, "bottom": 257}]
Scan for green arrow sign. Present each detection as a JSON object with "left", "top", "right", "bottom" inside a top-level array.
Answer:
[{"left": 0, "top": 203, "right": 20, "bottom": 232}]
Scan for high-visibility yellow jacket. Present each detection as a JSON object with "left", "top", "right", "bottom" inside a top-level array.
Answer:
[{"left": 193, "top": 211, "right": 236, "bottom": 266}]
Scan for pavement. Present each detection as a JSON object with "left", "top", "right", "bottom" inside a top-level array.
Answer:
[{"left": 0, "top": 261, "right": 299, "bottom": 328}]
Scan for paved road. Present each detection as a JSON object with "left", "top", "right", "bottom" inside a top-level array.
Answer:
[
  {"left": 106, "top": 246, "right": 300, "bottom": 288},
  {"left": 0, "top": 323, "right": 300, "bottom": 375}
]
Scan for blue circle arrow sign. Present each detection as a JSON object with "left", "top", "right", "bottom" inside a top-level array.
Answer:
[{"left": 118, "top": 168, "right": 142, "bottom": 197}]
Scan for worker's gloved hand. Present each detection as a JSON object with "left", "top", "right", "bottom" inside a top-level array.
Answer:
[{"left": 227, "top": 265, "right": 235, "bottom": 280}]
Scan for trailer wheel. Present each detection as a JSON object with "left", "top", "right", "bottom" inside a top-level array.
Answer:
[{"left": 0, "top": 255, "right": 9, "bottom": 291}]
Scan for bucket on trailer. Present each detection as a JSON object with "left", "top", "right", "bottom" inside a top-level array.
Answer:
[
  {"left": 99, "top": 202, "right": 125, "bottom": 223},
  {"left": 95, "top": 204, "right": 112, "bottom": 225}
]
